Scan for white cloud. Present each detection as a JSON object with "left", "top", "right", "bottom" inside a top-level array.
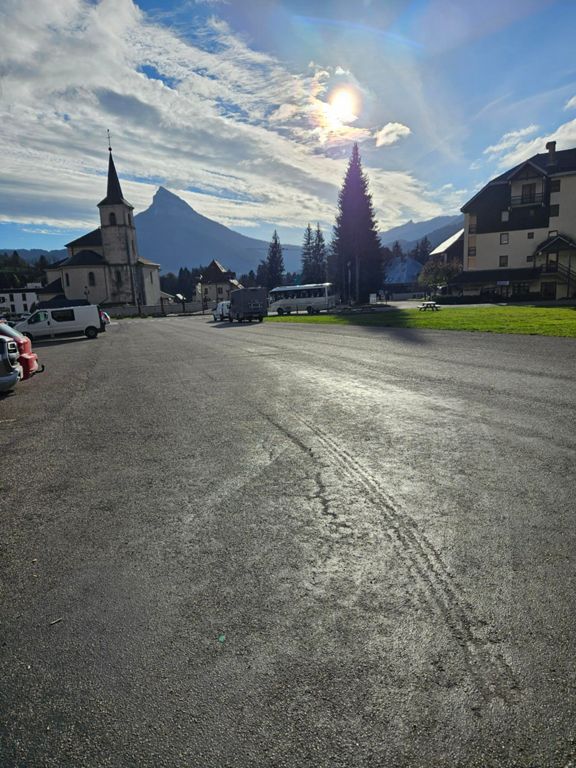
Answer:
[
  {"left": 0, "top": 0, "right": 455, "bottom": 246},
  {"left": 483, "top": 124, "right": 539, "bottom": 157},
  {"left": 374, "top": 123, "right": 412, "bottom": 147},
  {"left": 565, "top": 95, "right": 576, "bottom": 110},
  {"left": 482, "top": 120, "right": 576, "bottom": 170}
]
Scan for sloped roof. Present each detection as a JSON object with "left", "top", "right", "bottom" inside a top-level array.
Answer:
[
  {"left": 61, "top": 250, "right": 106, "bottom": 267},
  {"left": 534, "top": 233, "right": 576, "bottom": 252},
  {"left": 36, "top": 277, "right": 63, "bottom": 295},
  {"left": 201, "top": 259, "right": 236, "bottom": 282},
  {"left": 430, "top": 229, "right": 464, "bottom": 256},
  {"left": 462, "top": 147, "right": 576, "bottom": 212},
  {"left": 137, "top": 257, "right": 160, "bottom": 267},
  {"left": 384, "top": 255, "right": 422, "bottom": 284},
  {"left": 65, "top": 228, "right": 102, "bottom": 249}
]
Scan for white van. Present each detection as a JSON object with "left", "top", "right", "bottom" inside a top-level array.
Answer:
[
  {"left": 15, "top": 305, "right": 102, "bottom": 341},
  {"left": 212, "top": 300, "right": 231, "bottom": 321}
]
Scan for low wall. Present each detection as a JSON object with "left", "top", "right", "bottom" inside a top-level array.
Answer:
[{"left": 107, "top": 301, "right": 205, "bottom": 318}]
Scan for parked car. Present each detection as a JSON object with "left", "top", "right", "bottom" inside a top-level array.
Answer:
[
  {"left": 15, "top": 305, "right": 102, "bottom": 341},
  {"left": 213, "top": 301, "right": 231, "bottom": 321},
  {"left": 0, "top": 323, "right": 41, "bottom": 379},
  {"left": 0, "top": 337, "right": 21, "bottom": 393}
]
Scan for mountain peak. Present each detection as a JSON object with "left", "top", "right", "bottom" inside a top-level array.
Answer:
[{"left": 153, "top": 186, "right": 191, "bottom": 207}]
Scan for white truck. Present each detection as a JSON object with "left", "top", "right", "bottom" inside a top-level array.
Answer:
[
  {"left": 15, "top": 305, "right": 103, "bottom": 341},
  {"left": 228, "top": 288, "right": 268, "bottom": 323}
]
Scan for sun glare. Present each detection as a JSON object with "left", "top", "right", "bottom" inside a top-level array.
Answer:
[{"left": 328, "top": 87, "right": 359, "bottom": 125}]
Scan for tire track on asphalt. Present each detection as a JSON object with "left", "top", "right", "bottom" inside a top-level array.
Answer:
[{"left": 262, "top": 410, "right": 520, "bottom": 705}]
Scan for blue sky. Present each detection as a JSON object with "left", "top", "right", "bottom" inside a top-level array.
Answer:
[{"left": 1, "top": 0, "right": 576, "bottom": 252}]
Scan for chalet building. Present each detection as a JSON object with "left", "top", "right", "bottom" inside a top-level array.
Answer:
[
  {"left": 454, "top": 141, "right": 576, "bottom": 300},
  {"left": 199, "top": 260, "right": 242, "bottom": 305},
  {"left": 429, "top": 229, "right": 464, "bottom": 264},
  {"left": 43, "top": 149, "right": 161, "bottom": 307}
]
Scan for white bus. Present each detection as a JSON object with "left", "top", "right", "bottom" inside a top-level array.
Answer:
[{"left": 269, "top": 283, "right": 335, "bottom": 315}]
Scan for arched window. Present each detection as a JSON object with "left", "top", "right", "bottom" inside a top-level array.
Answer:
[
  {"left": 88, "top": 271, "right": 96, "bottom": 287},
  {"left": 109, "top": 212, "right": 117, "bottom": 226}
]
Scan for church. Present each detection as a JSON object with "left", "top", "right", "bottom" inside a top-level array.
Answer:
[{"left": 42, "top": 148, "right": 161, "bottom": 307}]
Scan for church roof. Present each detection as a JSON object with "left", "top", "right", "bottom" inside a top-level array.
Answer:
[
  {"left": 97, "top": 150, "right": 133, "bottom": 208},
  {"left": 61, "top": 249, "right": 106, "bottom": 267},
  {"left": 36, "top": 277, "right": 63, "bottom": 295},
  {"left": 137, "top": 257, "right": 160, "bottom": 267},
  {"left": 66, "top": 228, "right": 102, "bottom": 249}
]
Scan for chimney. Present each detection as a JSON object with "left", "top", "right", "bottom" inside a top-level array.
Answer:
[{"left": 546, "top": 140, "right": 557, "bottom": 165}]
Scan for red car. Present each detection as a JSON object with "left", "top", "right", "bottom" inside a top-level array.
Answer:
[{"left": 0, "top": 323, "right": 42, "bottom": 379}]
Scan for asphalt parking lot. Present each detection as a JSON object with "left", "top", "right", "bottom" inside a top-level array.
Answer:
[{"left": 1, "top": 316, "right": 576, "bottom": 767}]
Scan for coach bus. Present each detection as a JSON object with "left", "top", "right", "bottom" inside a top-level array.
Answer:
[{"left": 268, "top": 283, "right": 336, "bottom": 315}]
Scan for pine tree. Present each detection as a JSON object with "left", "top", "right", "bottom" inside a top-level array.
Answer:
[
  {"left": 311, "top": 223, "right": 327, "bottom": 283},
  {"left": 301, "top": 223, "right": 314, "bottom": 283},
  {"left": 266, "top": 230, "right": 284, "bottom": 289},
  {"left": 330, "top": 143, "right": 382, "bottom": 302}
]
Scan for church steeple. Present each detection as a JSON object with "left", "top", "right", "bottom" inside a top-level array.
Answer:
[{"left": 98, "top": 134, "right": 131, "bottom": 208}]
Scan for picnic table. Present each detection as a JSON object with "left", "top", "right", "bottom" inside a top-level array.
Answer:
[{"left": 418, "top": 301, "right": 441, "bottom": 311}]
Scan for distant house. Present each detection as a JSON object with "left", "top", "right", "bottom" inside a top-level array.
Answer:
[
  {"left": 199, "top": 260, "right": 242, "bottom": 305},
  {"left": 44, "top": 149, "right": 161, "bottom": 307},
  {"left": 429, "top": 229, "right": 464, "bottom": 264},
  {"left": 455, "top": 141, "right": 576, "bottom": 300},
  {"left": 383, "top": 254, "right": 422, "bottom": 295},
  {"left": 0, "top": 283, "right": 41, "bottom": 316}
]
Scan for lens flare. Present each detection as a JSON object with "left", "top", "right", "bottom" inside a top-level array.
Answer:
[{"left": 328, "top": 87, "right": 359, "bottom": 125}]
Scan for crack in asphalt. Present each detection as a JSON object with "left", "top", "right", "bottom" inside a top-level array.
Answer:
[{"left": 261, "top": 408, "right": 520, "bottom": 707}]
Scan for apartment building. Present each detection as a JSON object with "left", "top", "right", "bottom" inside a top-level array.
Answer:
[{"left": 454, "top": 141, "right": 576, "bottom": 300}]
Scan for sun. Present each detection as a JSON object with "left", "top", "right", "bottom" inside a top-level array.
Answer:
[{"left": 328, "top": 87, "right": 359, "bottom": 125}]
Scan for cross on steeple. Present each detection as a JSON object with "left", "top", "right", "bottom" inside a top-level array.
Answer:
[{"left": 107, "top": 128, "right": 112, "bottom": 153}]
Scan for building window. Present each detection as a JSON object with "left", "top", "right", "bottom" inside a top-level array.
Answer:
[
  {"left": 550, "top": 179, "right": 561, "bottom": 193},
  {"left": 500, "top": 233, "right": 509, "bottom": 245},
  {"left": 115, "top": 270, "right": 122, "bottom": 284},
  {"left": 468, "top": 247, "right": 476, "bottom": 256},
  {"left": 217, "top": 286, "right": 223, "bottom": 294},
  {"left": 21, "top": 293, "right": 26, "bottom": 300},
  {"left": 109, "top": 212, "right": 117, "bottom": 226},
  {"left": 527, "top": 232, "right": 534, "bottom": 239},
  {"left": 65, "top": 273, "right": 70, "bottom": 287},
  {"left": 10, "top": 304, "right": 15, "bottom": 313},
  {"left": 550, "top": 204, "right": 559, "bottom": 217},
  {"left": 88, "top": 271, "right": 96, "bottom": 287},
  {"left": 23, "top": 303, "right": 28, "bottom": 311},
  {"left": 204, "top": 287, "right": 208, "bottom": 295},
  {"left": 150, "top": 272, "right": 153, "bottom": 283},
  {"left": 501, "top": 211, "right": 509, "bottom": 222},
  {"left": 521, "top": 183, "right": 536, "bottom": 204},
  {"left": 9, "top": 293, "right": 13, "bottom": 301},
  {"left": 526, "top": 254, "right": 534, "bottom": 262},
  {"left": 499, "top": 255, "right": 508, "bottom": 267},
  {"left": 511, "top": 282, "right": 530, "bottom": 295},
  {"left": 549, "top": 230, "right": 558, "bottom": 238}
]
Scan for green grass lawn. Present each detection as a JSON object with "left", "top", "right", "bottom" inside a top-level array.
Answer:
[{"left": 266, "top": 305, "right": 576, "bottom": 337}]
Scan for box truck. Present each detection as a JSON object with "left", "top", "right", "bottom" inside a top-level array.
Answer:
[{"left": 229, "top": 288, "right": 268, "bottom": 323}]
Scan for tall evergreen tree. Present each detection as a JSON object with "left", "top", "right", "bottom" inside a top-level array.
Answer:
[
  {"left": 330, "top": 143, "right": 381, "bottom": 302},
  {"left": 300, "top": 223, "right": 314, "bottom": 283},
  {"left": 266, "top": 230, "right": 284, "bottom": 289},
  {"left": 311, "top": 223, "right": 327, "bottom": 283}
]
